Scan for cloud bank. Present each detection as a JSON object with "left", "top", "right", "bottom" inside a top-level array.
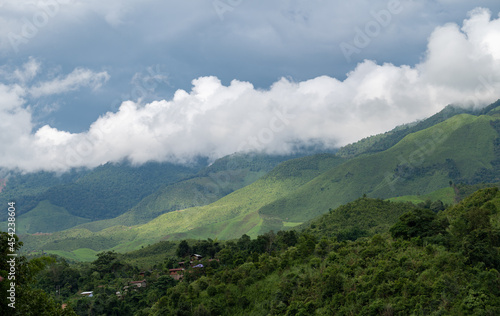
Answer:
[{"left": 2, "top": 8, "right": 500, "bottom": 172}]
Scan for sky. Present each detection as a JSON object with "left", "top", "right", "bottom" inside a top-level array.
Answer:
[{"left": 1, "top": 0, "right": 500, "bottom": 172}]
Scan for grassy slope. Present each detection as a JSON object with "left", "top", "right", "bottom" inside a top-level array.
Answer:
[
  {"left": 335, "top": 103, "right": 477, "bottom": 158},
  {"left": 73, "top": 168, "right": 267, "bottom": 232},
  {"left": 0, "top": 200, "right": 90, "bottom": 234},
  {"left": 115, "top": 154, "right": 345, "bottom": 250},
  {"left": 258, "top": 114, "right": 498, "bottom": 222},
  {"left": 19, "top": 154, "right": 344, "bottom": 255},
  {"left": 44, "top": 248, "right": 99, "bottom": 262},
  {"left": 73, "top": 153, "right": 302, "bottom": 232},
  {"left": 18, "top": 110, "right": 500, "bottom": 259},
  {"left": 387, "top": 186, "right": 455, "bottom": 205}
]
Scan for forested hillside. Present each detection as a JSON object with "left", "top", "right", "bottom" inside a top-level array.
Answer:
[
  {"left": 0, "top": 153, "right": 301, "bottom": 234},
  {"left": 19, "top": 153, "right": 345, "bottom": 255},
  {"left": 3, "top": 187, "right": 500, "bottom": 315},
  {"left": 0, "top": 161, "right": 204, "bottom": 222},
  {"left": 73, "top": 153, "right": 306, "bottom": 232},
  {"left": 17, "top": 100, "right": 500, "bottom": 259},
  {"left": 258, "top": 112, "right": 500, "bottom": 223}
]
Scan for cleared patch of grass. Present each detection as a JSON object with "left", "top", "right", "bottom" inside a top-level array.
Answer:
[
  {"left": 388, "top": 187, "right": 455, "bottom": 205},
  {"left": 45, "top": 248, "right": 98, "bottom": 262},
  {"left": 283, "top": 222, "right": 303, "bottom": 227}
]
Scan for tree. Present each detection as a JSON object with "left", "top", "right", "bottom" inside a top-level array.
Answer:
[
  {"left": 154, "top": 275, "right": 176, "bottom": 292},
  {"left": 176, "top": 240, "right": 191, "bottom": 258},
  {"left": 390, "top": 208, "right": 446, "bottom": 240},
  {"left": 92, "top": 251, "right": 123, "bottom": 276},
  {"left": 237, "top": 234, "right": 251, "bottom": 251},
  {"left": 430, "top": 200, "right": 445, "bottom": 212},
  {"left": 0, "top": 232, "right": 77, "bottom": 315}
]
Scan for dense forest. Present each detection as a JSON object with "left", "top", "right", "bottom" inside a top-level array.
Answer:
[{"left": 2, "top": 187, "right": 500, "bottom": 315}]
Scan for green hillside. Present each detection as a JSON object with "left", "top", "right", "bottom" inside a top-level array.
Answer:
[
  {"left": 18, "top": 102, "right": 500, "bottom": 259},
  {"left": 0, "top": 200, "right": 90, "bottom": 234},
  {"left": 22, "top": 187, "right": 500, "bottom": 315},
  {"left": 73, "top": 153, "right": 301, "bottom": 232},
  {"left": 335, "top": 103, "right": 475, "bottom": 158},
  {"left": 388, "top": 186, "right": 455, "bottom": 205},
  {"left": 37, "top": 161, "right": 203, "bottom": 220},
  {"left": 0, "top": 169, "right": 84, "bottom": 221},
  {"left": 258, "top": 113, "right": 499, "bottom": 222},
  {"left": 0, "top": 161, "right": 204, "bottom": 224},
  {"left": 19, "top": 154, "right": 344, "bottom": 254},
  {"left": 2, "top": 153, "right": 299, "bottom": 235}
]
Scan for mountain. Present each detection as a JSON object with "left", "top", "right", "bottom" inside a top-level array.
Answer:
[
  {"left": 15, "top": 100, "right": 500, "bottom": 259},
  {"left": 19, "top": 153, "right": 345, "bottom": 254},
  {"left": 0, "top": 161, "right": 206, "bottom": 222},
  {"left": 27, "top": 187, "right": 500, "bottom": 315},
  {"left": 72, "top": 153, "right": 306, "bottom": 232},
  {"left": 0, "top": 153, "right": 304, "bottom": 234},
  {"left": 258, "top": 112, "right": 500, "bottom": 223},
  {"left": 335, "top": 101, "right": 495, "bottom": 158},
  {"left": 3, "top": 200, "right": 90, "bottom": 234}
]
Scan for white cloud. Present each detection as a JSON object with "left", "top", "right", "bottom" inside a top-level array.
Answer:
[
  {"left": 1, "top": 8, "right": 500, "bottom": 172},
  {"left": 29, "top": 68, "right": 110, "bottom": 97},
  {"left": 13, "top": 56, "right": 40, "bottom": 83}
]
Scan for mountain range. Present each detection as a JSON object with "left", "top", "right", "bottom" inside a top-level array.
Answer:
[{"left": 3, "top": 99, "right": 500, "bottom": 261}]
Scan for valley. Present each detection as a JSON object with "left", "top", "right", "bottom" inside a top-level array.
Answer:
[{"left": 4, "top": 100, "right": 500, "bottom": 261}]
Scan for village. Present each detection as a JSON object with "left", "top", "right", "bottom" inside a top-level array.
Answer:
[{"left": 77, "top": 253, "right": 220, "bottom": 300}]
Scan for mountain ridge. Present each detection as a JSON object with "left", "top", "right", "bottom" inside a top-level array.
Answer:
[{"left": 12, "top": 100, "right": 500, "bottom": 259}]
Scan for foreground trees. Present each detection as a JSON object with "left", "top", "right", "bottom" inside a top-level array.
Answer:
[
  {"left": 0, "top": 232, "right": 77, "bottom": 315},
  {"left": 6, "top": 188, "right": 500, "bottom": 315}
]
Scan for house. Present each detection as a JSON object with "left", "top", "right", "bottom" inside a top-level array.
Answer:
[
  {"left": 191, "top": 254, "right": 203, "bottom": 261},
  {"left": 80, "top": 291, "right": 93, "bottom": 297},
  {"left": 169, "top": 268, "right": 184, "bottom": 281},
  {"left": 128, "top": 280, "right": 147, "bottom": 288}
]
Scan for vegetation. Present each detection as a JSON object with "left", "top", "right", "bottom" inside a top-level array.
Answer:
[
  {"left": 4, "top": 187, "right": 500, "bottom": 315},
  {"left": 4, "top": 100, "right": 500, "bottom": 314},
  {"left": 301, "top": 197, "right": 419, "bottom": 240},
  {"left": 0, "top": 200, "right": 90, "bottom": 234},
  {"left": 19, "top": 154, "right": 344, "bottom": 256},
  {"left": 0, "top": 232, "right": 77, "bottom": 315},
  {"left": 18, "top": 101, "right": 500, "bottom": 258},
  {"left": 73, "top": 153, "right": 302, "bottom": 232},
  {"left": 0, "top": 154, "right": 300, "bottom": 235},
  {"left": 258, "top": 113, "right": 499, "bottom": 223},
  {"left": 335, "top": 103, "right": 478, "bottom": 158},
  {"left": 0, "top": 161, "right": 203, "bottom": 223}
]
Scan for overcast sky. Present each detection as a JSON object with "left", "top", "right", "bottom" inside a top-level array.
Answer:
[{"left": 1, "top": 0, "right": 500, "bottom": 172}]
